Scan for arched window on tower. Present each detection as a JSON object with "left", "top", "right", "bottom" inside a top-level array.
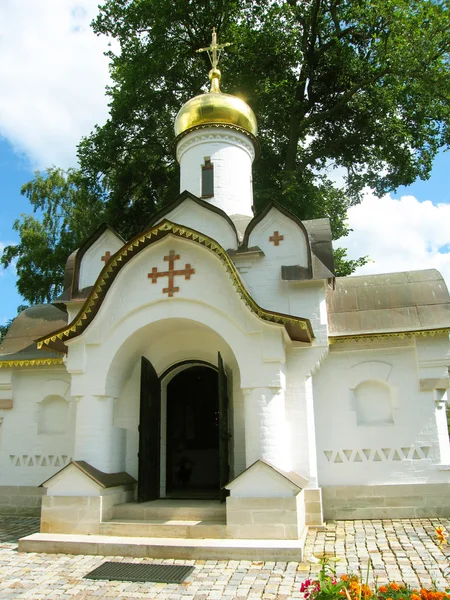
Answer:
[{"left": 202, "top": 158, "right": 214, "bottom": 198}]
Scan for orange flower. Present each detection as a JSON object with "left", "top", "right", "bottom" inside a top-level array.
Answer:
[
  {"left": 341, "top": 575, "right": 349, "bottom": 582},
  {"left": 420, "top": 588, "right": 429, "bottom": 600},
  {"left": 379, "top": 586, "right": 388, "bottom": 593},
  {"left": 436, "top": 526, "right": 448, "bottom": 549},
  {"left": 411, "top": 595, "right": 421, "bottom": 600},
  {"left": 389, "top": 583, "right": 401, "bottom": 592}
]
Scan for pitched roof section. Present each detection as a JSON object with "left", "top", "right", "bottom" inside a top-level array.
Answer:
[
  {"left": 302, "top": 218, "right": 335, "bottom": 279},
  {"left": 225, "top": 459, "right": 308, "bottom": 492},
  {"left": 37, "top": 220, "right": 314, "bottom": 353},
  {"left": 0, "top": 305, "right": 67, "bottom": 366},
  {"left": 40, "top": 460, "right": 136, "bottom": 489},
  {"left": 327, "top": 269, "right": 450, "bottom": 341}
]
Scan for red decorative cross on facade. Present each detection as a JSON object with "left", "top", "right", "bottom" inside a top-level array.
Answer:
[
  {"left": 101, "top": 251, "right": 111, "bottom": 263},
  {"left": 269, "top": 231, "right": 284, "bottom": 246},
  {"left": 148, "top": 250, "right": 195, "bottom": 297}
]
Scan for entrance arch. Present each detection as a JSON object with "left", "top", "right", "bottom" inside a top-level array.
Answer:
[{"left": 138, "top": 351, "right": 230, "bottom": 503}]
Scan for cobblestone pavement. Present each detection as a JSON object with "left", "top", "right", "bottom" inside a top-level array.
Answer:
[{"left": 0, "top": 517, "right": 449, "bottom": 599}]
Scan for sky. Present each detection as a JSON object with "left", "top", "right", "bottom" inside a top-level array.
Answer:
[{"left": 1, "top": 1, "right": 450, "bottom": 326}]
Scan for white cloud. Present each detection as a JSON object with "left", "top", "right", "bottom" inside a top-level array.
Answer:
[
  {"left": 0, "top": 0, "right": 111, "bottom": 168},
  {"left": 336, "top": 190, "right": 450, "bottom": 290}
]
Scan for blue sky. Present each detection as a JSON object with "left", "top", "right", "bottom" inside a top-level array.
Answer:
[{"left": 1, "top": 0, "right": 450, "bottom": 325}]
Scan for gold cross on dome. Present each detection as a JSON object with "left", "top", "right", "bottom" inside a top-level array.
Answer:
[{"left": 196, "top": 27, "right": 232, "bottom": 69}]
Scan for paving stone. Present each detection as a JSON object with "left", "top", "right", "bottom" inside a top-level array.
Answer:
[{"left": 0, "top": 516, "right": 449, "bottom": 598}]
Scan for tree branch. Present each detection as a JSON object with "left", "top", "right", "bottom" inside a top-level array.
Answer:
[{"left": 297, "top": 68, "right": 390, "bottom": 137}]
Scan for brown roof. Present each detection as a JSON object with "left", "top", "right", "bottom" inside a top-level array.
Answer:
[
  {"left": 41, "top": 460, "right": 136, "bottom": 489},
  {"left": 225, "top": 459, "right": 308, "bottom": 491},
  {"left": 0, "top": 304, "right": 67, "bottom": 360},
  {"left": 327, "top": 269, "right": 450, "bottom": 337}
]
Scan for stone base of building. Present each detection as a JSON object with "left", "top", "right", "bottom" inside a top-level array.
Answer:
[
  {"left": 322, "top": 483, "right": 450, "bottom": 520},
  {"left": 0, "top": 486, "right": 46, "bottom": 516}
]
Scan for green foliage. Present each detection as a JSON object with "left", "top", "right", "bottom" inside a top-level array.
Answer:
[
  {"left": 0, "top": 320, "right": 12, "bottom": 341},
  {"left": 4, "top": 0, "right": 450, "bottom": 304},
  {"left": 0, "top": 168, "right": 105, "bottom": 304},
  {"left": 333, "top": 248, "right": 369, "bottom": 278},
  {"left": 86, "top": 0, "right": 450, "bottom": 214}
]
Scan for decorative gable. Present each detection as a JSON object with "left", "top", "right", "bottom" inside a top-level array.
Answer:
[
  {"left": 151, "top": 191, "right": 239, "bottom": 251},
  {"left": 78, "top": 227, "right": 124, "bottom": 291},
  {"left": 245, "top": 205, "right": 310, "bottom": 275}
]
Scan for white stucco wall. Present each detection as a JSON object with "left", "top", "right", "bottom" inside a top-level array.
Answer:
[
  {"left": 313, "top": 339, "right": 450, "bottom": 486},
  {"left": 0, "top": 367, "right": 75, "bottom": 486},
  {"left": 177, "top": 128, "right": 255, "bottom": 217}
]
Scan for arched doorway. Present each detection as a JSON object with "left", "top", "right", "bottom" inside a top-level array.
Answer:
[
  {"left": 165, "top": 365, "right": 220, "bottom": 498},
  {"left": 138, "top": 354, "right": 230, "bottom": 502}
]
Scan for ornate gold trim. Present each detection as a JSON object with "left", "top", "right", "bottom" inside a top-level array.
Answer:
[
  {"left": 0, "top": 357, "right": 64, "bottom": 369},
  {"left": 37, "top": 220, "right": 313, "bottom": 350},
  {"left": 329, "top": 328, "right": 450, "bottom": 345}
]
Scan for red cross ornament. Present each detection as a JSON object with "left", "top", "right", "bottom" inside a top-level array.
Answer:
[
  {"left": 101, "top": 251, "right": 111, "bottom": 263},
  {"left": 148, "top": 250, "right": 195, "bottom": 297},
  {"left": 269, "top": 231, "right": 284, "bottom": 246}
]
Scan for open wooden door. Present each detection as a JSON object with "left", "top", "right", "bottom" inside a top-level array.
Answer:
[
  {"left": 138, "top": 356, "right": 161, "bottom": 502},
  {"left": 218, "top": 352, "right": 230, "bottom": 502}
]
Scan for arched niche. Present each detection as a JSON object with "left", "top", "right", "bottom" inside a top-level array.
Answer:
[
  {"left": 354, "top": 380, "right": 394, "bottom": 426},
  {"left": 38, "top": 395, "right": 69, "bottom": 435}
]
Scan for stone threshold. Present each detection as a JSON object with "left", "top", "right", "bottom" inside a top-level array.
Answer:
[{"left": 19, "top": 532, "right": 306, "bottom": 561}]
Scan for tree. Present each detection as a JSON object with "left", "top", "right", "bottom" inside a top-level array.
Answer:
[
  {"left": 3, "top": 0, "right": 450, "bottom": 304},
  {"left": 0, "top": 319, "right": 12, "bottom": 341},
  {"left": 0, "top": 168, "right": 105, "bottom": 304}
]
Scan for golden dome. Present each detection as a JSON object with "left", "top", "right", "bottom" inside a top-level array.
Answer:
[{"left": 174, "top": 68, "right": 258, "bottom": 138}]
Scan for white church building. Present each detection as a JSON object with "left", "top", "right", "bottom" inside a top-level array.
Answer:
[{"left": 1, "top": 33, "right": 449, "bottom": 558}]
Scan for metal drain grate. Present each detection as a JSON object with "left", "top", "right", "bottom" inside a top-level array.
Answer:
[{"left": 84, "top": 561, "right": 195, "bottom": 583}]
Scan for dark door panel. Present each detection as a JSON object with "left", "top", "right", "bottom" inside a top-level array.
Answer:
[
  {"left": 218, "top": 352, "right": 230, "bottom": 502},
  {"left": 138, "top": 356, "right": 161, "bottom": 502}
]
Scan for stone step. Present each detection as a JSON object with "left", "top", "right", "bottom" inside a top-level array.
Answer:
[
  {"left": 112, "top": 500, "right": 226, "bottom": 522},
  {"left": 19, "top": 533, "right": 304, "bottom": 561},
  {"left": 100, "top": 519, "right": 227, "bottom": 539}
]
